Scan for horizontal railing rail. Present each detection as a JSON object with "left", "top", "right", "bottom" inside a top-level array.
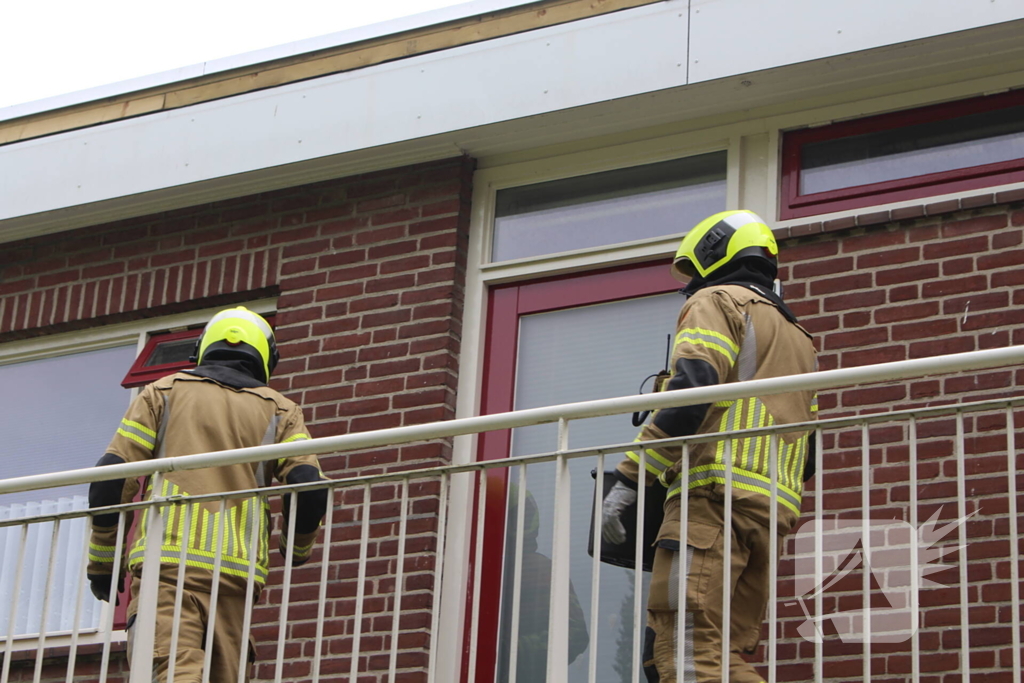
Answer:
[
  {"left": 3, "top": 393, "right": 1023, "bottom": 531},
  {"left": 0, "top": 345, "right": 1021, "bottom": 683},
  {"left": 1, "top": 345, "right": 1022, "bottom": 498}
]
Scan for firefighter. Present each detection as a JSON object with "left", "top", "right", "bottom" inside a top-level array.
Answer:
[
  {"left": 602, "top": 211, "right": 817, "bottom": 683},
  {"left": 86, "top": 306, "right": 328, "bottom": 683}
]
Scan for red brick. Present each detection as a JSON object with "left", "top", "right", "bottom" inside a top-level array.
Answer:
[
  {"left": 977, "top": 247, "right": 1024, "bottom": 270},
  {"left": 909, "top": 337, "right": 975, "bottom": 358},
  {"left": 891, "top": 205, "right": 926, "bottom": 221},
  {"left": 874, "top": 301, "right": 939, "bottom": 323},
  {"left": 856, "top": 246, "right": 921, "bottom": 269},
  {"left": 925, "top": 199, "right": 961, "bottom": 216},
  {"left": 822, "top": 327, "right": 888, "bottom": 350},
  {"left": 942, "top": 214, "right": 1007, "bottom": 237},
  {"left": 841, "top": 228, "right": 906, "bottom": 252},
  {"left": 923, "top": 234, "right": 989, "bottom": 259},
  {"left": 876, "top": 262, "right": 940, "bottom": 286},
  {"left": 823, "top": 290, "right": 886, "bottom": 312},
  {"left": 888, "top": 284, "right": 918, "bottom": 302},
  {"left": 781, "top": 240, "right": 839, "bottom": 262},
  {"left": 920, "top": 274, "right": 987, "bottom": 297},
  {"left": 892, "top": 318, "right": 958, "bottom": 340},
  {"left": 793, "top": 257, "right": 853, "bottom": 279},
  {"left": 841, "top": 346, "right": 906, "bottom": 367}
]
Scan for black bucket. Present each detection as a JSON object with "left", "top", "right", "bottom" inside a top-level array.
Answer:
[{"left": 587, "top": 469, "right": 666, "bottom": 572}]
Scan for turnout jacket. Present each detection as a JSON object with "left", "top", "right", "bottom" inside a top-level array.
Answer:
[
  {"left": 618, "top": 284, "right": 817, "bottom": 536},
  {"left": 87, "top": 370, "right": 324, "bottom": 593}
]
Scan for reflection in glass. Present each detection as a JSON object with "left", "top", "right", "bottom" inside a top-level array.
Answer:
[
  {"left": 144, "top": 337, "right": 197, "bottom": 367},
  {"left": 496, "top": 293, "right": 684, "bottom": 682},
  {"left": 0, "top": 344, "right": 134, "bottom": 637},
  {"left": 800, "top": 104, "right": 1024, "bottom": 195},
  {"left": 493, "top": 153, "right": 728, "bottom": 262}
]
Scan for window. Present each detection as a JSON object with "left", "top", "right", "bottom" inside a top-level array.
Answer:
[
  {"left": 492, "top": 152, "right": 727, "bottom": 262},
  {"left": 0, "top": 299, "right": 275, "bottom": 642},
  {"left": 121, "top": 327, "right": 200, "bottom": 388},
  {"left": 474, "top": 263, "right": 684, "bottom": 682},
  {"left": 780, "top": 89, "right": 1024, "bottom": 219},
  {"left": 459, "top": 145, "right": 728, "bottom": 681},
  {"left": 0, "top": 345, "right": 137, "bottom": 639}
]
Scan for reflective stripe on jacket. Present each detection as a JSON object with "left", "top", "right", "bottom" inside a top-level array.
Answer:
[
  {"left": 88, "top": 371, "right": 319, "bottom": 588},
  {"left": 620, "top": 284, "right": 817, "bottom": 532}
]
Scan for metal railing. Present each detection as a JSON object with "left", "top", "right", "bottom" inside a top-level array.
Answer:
[{"left": 0, "top": 346, "right": 1021, "bottom": 683}]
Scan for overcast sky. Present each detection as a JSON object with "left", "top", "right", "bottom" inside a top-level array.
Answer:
[{"left": 0, "top": 0, "right": 495, "bottom": 111}]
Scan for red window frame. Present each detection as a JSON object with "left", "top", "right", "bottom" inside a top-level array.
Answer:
[
  {"left": 780, "top": 88, "right": 1024, "bottom": 220},
  {"left": 121, "top": 328, "right": 200, "bottom": 388},
  {"left": 464, "top": 260, "right": 680, "bottom": 683},
  {"left": 121, "top": 316, "right": 276, "bottom": 388}
]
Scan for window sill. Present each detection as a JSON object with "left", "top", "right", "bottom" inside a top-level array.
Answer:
[{"left": 3, "top": 629, "right": 125, "bottom": 660}]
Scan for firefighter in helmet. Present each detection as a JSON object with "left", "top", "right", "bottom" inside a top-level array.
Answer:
[
  {"left": 86, "top": 306, "right": 328, "bottom": 682},
  {"left": 602, "top": 211, "right": 818, "bottom": 682}
]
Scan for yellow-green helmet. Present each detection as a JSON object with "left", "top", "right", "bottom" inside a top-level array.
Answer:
[
  {"left": 191, "top": 307, "right": 279, "bottom": 382},
  {"left": 671, "top": 210, "right": 778, "bottom": 282}
]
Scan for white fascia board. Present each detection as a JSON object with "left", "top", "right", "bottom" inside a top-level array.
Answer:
[
  {"left": 0, "top": 0, "right": 536, "bottom": 123},
  {"left": 0, "top": 2, "right": 689, "bottom": 223},
  {"left": 689, "top": 0, "right": 1024, "bottom": 83}
]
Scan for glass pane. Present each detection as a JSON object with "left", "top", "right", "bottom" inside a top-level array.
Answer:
[
  {"left": 496, "top": 292, "right": 684, "bottom": 683},
  {"left": 144, "top": 337, "right": 196, "bottom": 367},
  {"left": 800, "top": 104, "right": 1024, "bottom": 195},
  {"left": 493, "top": 153, "right": 728, "bottom": 262},
  {"left": 0, "top": 345, "right": 135, "bottom": 507},
  {"left": 0, "top": 344, "right": 133, "bottom": 637}
]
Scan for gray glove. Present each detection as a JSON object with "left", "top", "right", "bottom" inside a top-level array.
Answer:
[{"left": 601, "top": 481, "right": 637, "bottom": 545}]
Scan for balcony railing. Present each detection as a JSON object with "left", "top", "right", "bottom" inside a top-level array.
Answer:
[{"left": 0, "top": 346, "right": 1021, "bottom": 683}]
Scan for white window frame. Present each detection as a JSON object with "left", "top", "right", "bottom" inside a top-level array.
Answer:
[
  {"left": 436, "top": 130, "right": 739, "bottom": 682},
  {"left": 0, "top": 298, "right": 275, "bottom": 651}
]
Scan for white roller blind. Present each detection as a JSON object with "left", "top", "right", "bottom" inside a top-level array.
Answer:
[{"left": 497, "top": 292, "right": 683, "bottom": 683}]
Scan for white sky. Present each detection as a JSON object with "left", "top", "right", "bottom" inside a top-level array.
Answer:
[{"left": 0, "top": 0, "right": 489, "bottom": 111}]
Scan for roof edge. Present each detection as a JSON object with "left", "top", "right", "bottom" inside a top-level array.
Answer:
[{"left": 0, "top": 0, "right": 662, "bottom": 145}]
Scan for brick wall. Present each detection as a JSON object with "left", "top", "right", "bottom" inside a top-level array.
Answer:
[
  {"left": 0, "top": 155, "right": 474, "bottom": 682},
  {"left": 759, "top": 203, "right": 1024, "bottom": 682}
]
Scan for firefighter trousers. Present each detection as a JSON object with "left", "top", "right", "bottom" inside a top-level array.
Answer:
[
  {"left": 127, "top": 569, "right": 254, "bottom": 683},
  {"left": 644, "top": 496, "right": 781, "bottom": 683}
]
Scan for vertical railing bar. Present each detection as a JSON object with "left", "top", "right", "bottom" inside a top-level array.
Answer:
[
  {"left": 65, "top": 525, "right": 93, "bottom": 683},
  {"left": 676, "top": 444, "right": 690, "bottom": 682},
  {"left": 202, "top": 498, "right": 229, "bottom": 683},
  {"left": 350, "top": 482, "right": 372, "bottom": 683},
  {"left": 508, "top": 462, "right": 527, "bottom": 683},
  {"left": 33, "top": 518, "right": 62, "bottom": 682},
  {"left": 909, "top": 417, "right": 920, "bottom": 682},
  {"left": 98, "top": 510, "right": 126, "bottom": 683},
  {"left": 170, "top": 503, "right": 194, "bottom": 683},
  {"left": 388, "top": 478, "right": 410, "bottom": 683},
  {"left": 722, "top": 439, "right": 733, "bottom": 683},
  {"left": 546, "top": 418, "right": 572, "bottom": 682},
  {"left": 813, "top": 429, "right": 823, "bottom": 683},
  {"left": 632, "top": 449, "right": 647, "bottom": 683},
  {"left": 312, "top": 487, "right": 335, "bottom": 683},
  {"left": 1005, "top": 407, "right": 1021, "bottom": 680},
  {"left": 467, "top": 471, "right": 487, "bottom": 683},
  {"left": 861, "top": 424, "right": 871, "bottom": 683},
  {"left": 1, "top": 523, "right": 29, "bottom": 683},
  {"left": 426, "top": 472, "right": 450, "bottom": 683},
  {"left": 130, "top": 473, "right": 166, "bottom": 683},
  {"left": 238, "top": 495, "right": 262, "bottom": 683},
  {"left": 588, "top": 453, "right": 604, "bottom": 683},
  {"left": 768, "top": 435, "right": 778, "bottom": 683},
  {"left": 276, "top": 491, "right": 299, "bottom": 683},
  {"left": 955, "top": 411, "right": 969, "bottom": 681}
]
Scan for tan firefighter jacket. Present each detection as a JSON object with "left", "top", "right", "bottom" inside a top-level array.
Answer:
[
  {"left": 87, "top": 371, "right": 323, "bottom": 593},
  {"left": 618, "top": 284, "right": 817, "bottom": 536}
]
